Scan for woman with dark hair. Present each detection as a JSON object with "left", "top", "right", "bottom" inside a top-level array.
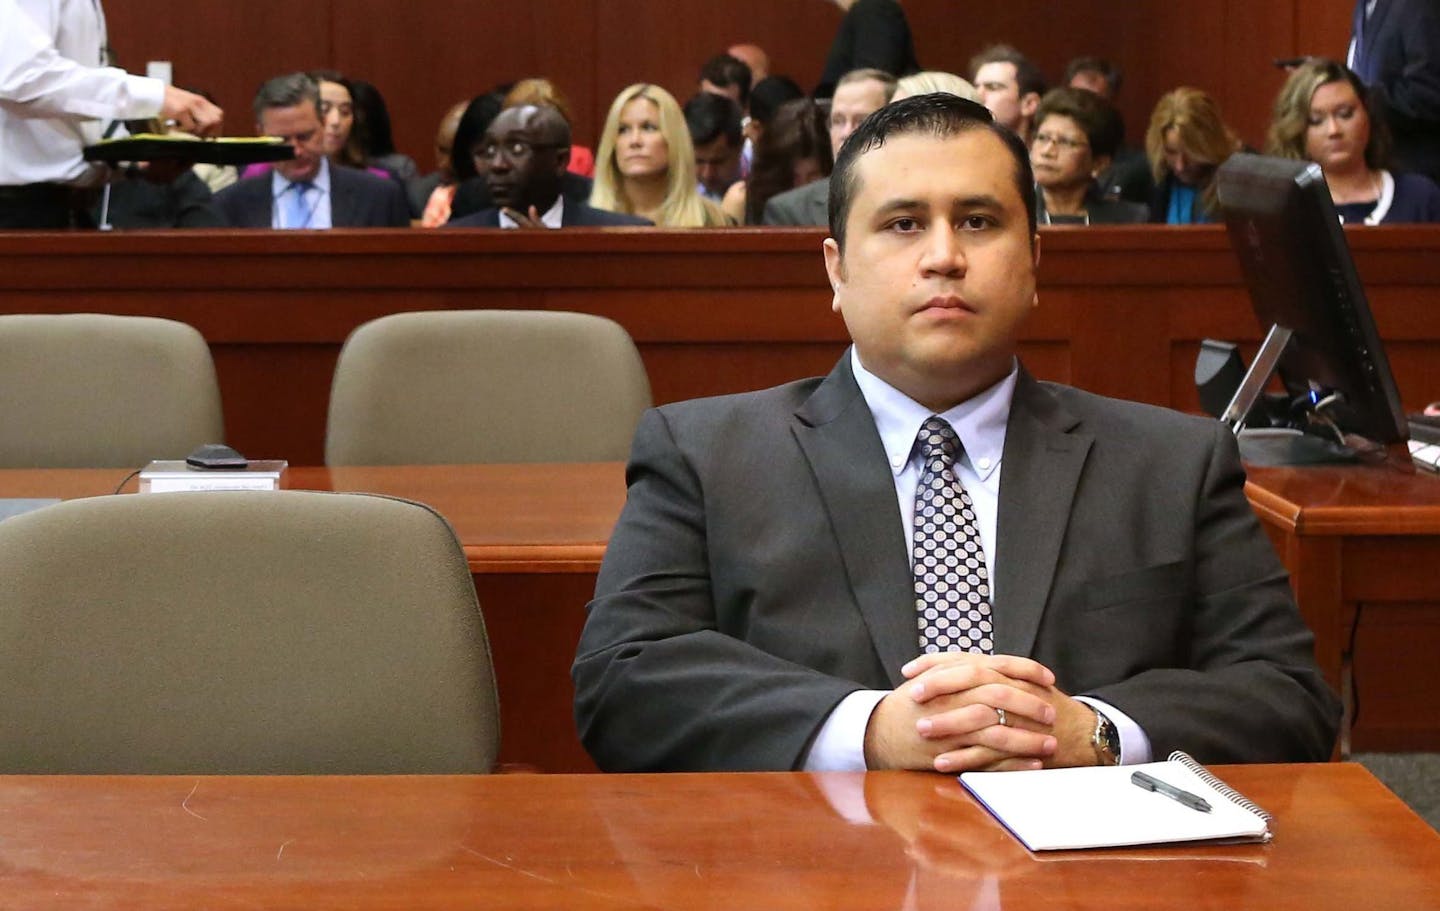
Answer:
[
  {"left": 348, "top": 78, "right": 419, "bottom": 183},
  {"left": 1030, "top": 87, "right": 1146, "bottom": 224},
  {"left": 723, "top": 97, "right": 831, "bottom": 225},
  {"left": 1265, "top": 57, "right": 1440, "bottom": 225},
  {"left": 445, "top": 90, "right": 508, "bottom": 222}
]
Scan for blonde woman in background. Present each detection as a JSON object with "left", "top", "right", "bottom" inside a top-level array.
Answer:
[
  {"left": 591, "top": 84, "right": 729, "bottom": 227},
  {"left": 1144, "top": 87, "right": 1242, "bottom": 223},
  {"left": 891, "top": 71, "right": 979, "bottom": 102},
  {"left": 1265, "top": 58, "right": 1440, "bottom": 225}
]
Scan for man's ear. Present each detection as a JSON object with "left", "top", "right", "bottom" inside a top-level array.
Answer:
[
  {"left": 823, "top": 237, "right": 846, "bottom": 314},
  {"left": 1020, "top": 92, "right": 1041, "bottom": 119},
  {"left": 555, "top": 144, "right": 572, "bottom": 176}
]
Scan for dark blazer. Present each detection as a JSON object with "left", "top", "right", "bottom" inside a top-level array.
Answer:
[
  {"left": 449, "top": 173, "right": 594, "bottom": 222},
  {"left": 815, "top": 0, "right": 920, "bottom": 98},
  {"left": 1351, "top": 0, "right": 1440, "bottom": 181},
  {"left": 447, "top": 201, "right": 652, "bottom": 228},
  {"left": 762, "top": 177, "right": 829, "bottom": 226},
  {"left": 573, "top": 355, "right": 1340, "bottom": 772},
  {"left": 210, "top": 166, "right": 410, "bottom": 228}
]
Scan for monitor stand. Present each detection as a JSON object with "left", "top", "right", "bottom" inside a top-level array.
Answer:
[{"left": 1220, "top": 323, "right": 1360, "bottom": 466}]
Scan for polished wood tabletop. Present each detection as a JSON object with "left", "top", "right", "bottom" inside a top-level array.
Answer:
[
  {"left": 1245, "top": 455, "right": 1440, "bottom": 535},
  {"left": 0, "top": 463, "right": 627, "bottom": 573},
  {"left": 0, "top": 764, "right": 1434, "bottom": 909}
]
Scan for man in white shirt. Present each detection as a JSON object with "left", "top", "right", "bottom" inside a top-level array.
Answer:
[
  {"left": 573, "top": 93, "right": 1339, "bottom": 773},
  {"left": 0, "top": 0, "right": 221, "bottom": 228}
]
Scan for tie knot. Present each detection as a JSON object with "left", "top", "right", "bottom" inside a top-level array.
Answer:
[
  {"left": 917, "top": 416, "right": 960, "bottom": 462},
  {"left": 290, "top": 180, "right": 313, "bottom": 194}
]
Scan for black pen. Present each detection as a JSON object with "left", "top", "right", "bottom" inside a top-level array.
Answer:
[{"left": 1131, "top": 771, "right": 1212, "bottom": 813}]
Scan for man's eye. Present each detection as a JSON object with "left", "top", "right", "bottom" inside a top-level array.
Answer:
[
  {"left": 889, "top": 217, "right": 920, "bottom": 232},
  {"left": 961, "top": 215, "right": 993, "bottom": 230}
]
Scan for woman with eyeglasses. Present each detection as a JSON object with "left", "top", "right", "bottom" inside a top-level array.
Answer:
[
  {"left": 590, "top": 84, "right": 729, "bottom": 227},
  {"left": 1264, "top": 58, "right": 1440, "bottom": 225},
  {"left": 1029, "top": 87, "right": 1147, "bottom": 225}
]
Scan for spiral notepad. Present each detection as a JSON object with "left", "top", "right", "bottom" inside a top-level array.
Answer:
[{"left": 959, "top": 751, "right": 1273, "bottom": 852}]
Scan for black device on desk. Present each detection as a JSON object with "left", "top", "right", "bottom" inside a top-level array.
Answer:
[{"left": 1214, "top": 154, "right": 1408, "bottom": 466}]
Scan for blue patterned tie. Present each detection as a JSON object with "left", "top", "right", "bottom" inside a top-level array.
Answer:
[
  {"left": 283, "top": 181, "right": 313, "bottom": 229},
  {"left": 912, "top": 416, "right": 993, "bottom": 654}
]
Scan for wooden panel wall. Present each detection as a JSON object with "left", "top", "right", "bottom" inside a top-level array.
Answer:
[{"left": 104, "top": 1, "right": 1359, "bottom": 173}]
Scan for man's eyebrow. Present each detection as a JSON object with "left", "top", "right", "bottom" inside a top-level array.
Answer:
[
  {"left": 871, "top": 198, "right": 925, "bottom": 218},
  {"left": 952, "top": 194, "right": 1005, "bottom": 210}
]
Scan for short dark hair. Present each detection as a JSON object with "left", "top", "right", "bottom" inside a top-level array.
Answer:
[
  {"left": 252, "top": 72, "right": 319, "bottom": 121},
  {"left": 968, "top": 44, "right": 1047, "bottom": 99},
  {"left": 699, "top": 53, "right": 752, "bottom": 106},
  {"left": 683, "top": 92, "right": 743, "bottom": 148},
  {"left": 1063, "top": 55, "right": 1123, "bottom": 98},
  {"left": 748, "top": 75, "right": 805, "bottom": 128},
  {"left": 1034, "top": 86, "right": 1125, "bottom": 159},
  {"left": 828, "top": 93, "right": 1036, "bottom": 252}
]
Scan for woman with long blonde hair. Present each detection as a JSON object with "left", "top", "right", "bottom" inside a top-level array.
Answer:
[
  {"left": 1144, "top": 87, "right": 1242, "bottom": 223},
  {"left": 591, "top": 84, "right": 728, "bottom": 227}
]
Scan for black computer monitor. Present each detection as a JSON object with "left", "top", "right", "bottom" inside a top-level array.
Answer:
[{"left": 1215, "top": 153, "right": 1406, "bottom": 464}]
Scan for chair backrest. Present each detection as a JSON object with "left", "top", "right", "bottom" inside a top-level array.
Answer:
[
  {"left": 0, "top": 313, "right": 225, "bottom": 468},
  {"left": 0, "top": 491, "right": 500, "bottom": 774},
  {"left": 324, "top": 310, "right": 652, "bottom": 465}
]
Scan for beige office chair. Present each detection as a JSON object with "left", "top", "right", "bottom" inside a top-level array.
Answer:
[
  {"left": 0, "top": 490, "right": 500, "bottom": 774},
  {"left": 0, "top": 313, "right": 225, "bottom": 468},
  {"left": 325, "top": 310, "right": 652, "bottom": 465}
]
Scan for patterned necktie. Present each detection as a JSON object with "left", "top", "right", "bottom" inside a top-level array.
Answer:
[
  {"left": 283, "top": 181, "right": 314, "bottom": 229},
  {"left": 912, "top": 416, "right": 993, "bottom": 654}
]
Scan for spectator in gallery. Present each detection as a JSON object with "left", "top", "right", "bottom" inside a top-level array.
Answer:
[
  {"left": 349, "top": 78, "right": 420, "bottom": 185},
  {"left": 684, "top": 92, "right": 746, "bottom": 202},
  {"left": 414, "top": 100, "right": 468, "bottom": 227},
  {"left": 1347, "top": 0, "right": 1440, "bottom": 182},
  {"left": 591, "top": 83, "right": 730, "bottom": 227},
  {"left": 724, "top": 97, "right": 832, "bottom": 225},
  {"left": 1265, "top": 57, "right": 1440, "bottom": 225},
  {"left": 698, "top": 53, "right": 753, "bottom": 111},
  {"left": 504, "top": 78, "right": 596, "bottom": 177},
  {"left": 1064, "top": 55, "right": 1152, "bottom": 205},
  {"left": 1144, "top": 87, "right": 1242, "bottom": 224},
  {"left": 211, "top": 72, "right": 409, "bottom": 229},
  {"left": 448, "top": 104, "right": 651, "bottom": 228},
  {"left": 746, "top": 75, "right": 806, "bottom": 148},
  {"left": 1030, "top": 87, "right": 1147, "bottom": 225},
  {"left": 969, "top": 43, "right": 1046, "bottom": 145},
  {"left": 727, "top": 43, "right": 771, "bottom": 83},
  {"left": 891, "top": 71, "right": 978, "bottom": 102}
]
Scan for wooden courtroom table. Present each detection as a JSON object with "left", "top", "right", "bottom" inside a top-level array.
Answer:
[
  {"left": 1246, "top": 457, "right": 1440, "bottom": 753},
  {"left": 0, "top": 764, "right": 1435, "bottom": 909},
  {"left": 0, "top": 464, "right": 626, "bottom": 774}
]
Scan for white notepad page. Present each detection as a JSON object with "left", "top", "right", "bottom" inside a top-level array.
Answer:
[{"left": 960, "top": 755, "right": 1271, "bottom": 851}]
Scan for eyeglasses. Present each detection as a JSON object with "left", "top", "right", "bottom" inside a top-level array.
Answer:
[
  {"left": 1033, "top": 131, "right": 1089, "bottom": 152},
  {"left": 476, "top": 139, "right": 561, "bottom": 161}
]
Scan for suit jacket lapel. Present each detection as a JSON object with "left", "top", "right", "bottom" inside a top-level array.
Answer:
[
  {"left": 992, "top": 369, "right": 1091, "bottom": 657},
  {"left": 792, "top": 354, "right": 916, "bottom": 687}
]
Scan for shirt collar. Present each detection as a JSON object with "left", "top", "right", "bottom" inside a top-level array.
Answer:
[
  {"left": 270, "top": 157, "right": 330, "bottom": 197},
  {"left": 498, "top": 195, "right": 565, "bottom": 229},
  {"left": 850, "top": 347, "right": 1016, "bottom": 482}
]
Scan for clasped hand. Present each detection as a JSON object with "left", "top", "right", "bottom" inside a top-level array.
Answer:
[{"left": 863, "top": 652, "right": 1097, "bottom": 773}]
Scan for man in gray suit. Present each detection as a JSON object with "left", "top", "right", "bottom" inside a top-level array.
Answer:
[
  {"left": 573, "top": 94, "right": 1339, "bottom": 774},
  {"left": 762, "top": 68, "right": 895, "bottom": 226}
]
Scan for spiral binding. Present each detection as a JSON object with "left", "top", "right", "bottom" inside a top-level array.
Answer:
[{"left": 1169, "top": 750, "right": 1275, "bottom": 824}]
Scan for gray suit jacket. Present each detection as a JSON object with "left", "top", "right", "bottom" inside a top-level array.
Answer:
[
  {"left": 211, "top": 166, "right": 410, "bottom": 228},
  {"left": 762, "top": 177, "right": 830, "bottom": 227},
  {"left": 573, "top": 355, "right": 1340, "bottom": 772}
]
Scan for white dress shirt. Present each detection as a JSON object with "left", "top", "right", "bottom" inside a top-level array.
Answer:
[
  {"left": 803, "top": 349, "right": 1150, "bottom": 770},
  {"left": 497, "top": 195, "right": 564, "bottom": 229},
  {"left": 1, "top": 0, "right": 165, "bottom": 186},
  {"left": 270, "top": 158, "right": 333, "bottom": 230}
]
